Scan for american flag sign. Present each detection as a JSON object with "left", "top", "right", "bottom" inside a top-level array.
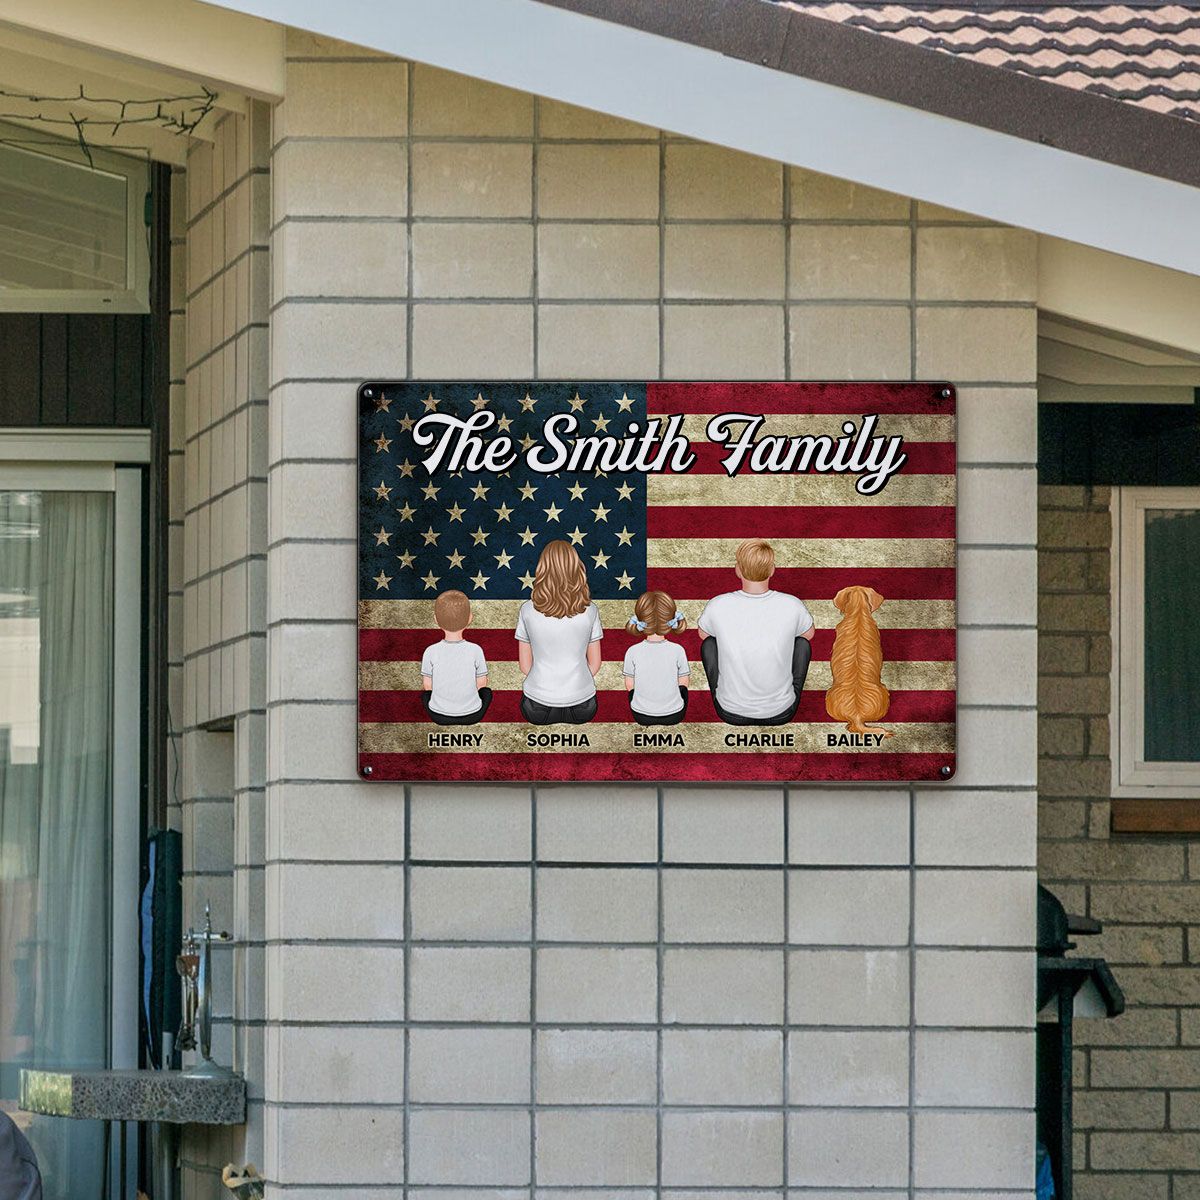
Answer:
[{"left": 358, "top": 382, "right": 956, "bottom": 783}]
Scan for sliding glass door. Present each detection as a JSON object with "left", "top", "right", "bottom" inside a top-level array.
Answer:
[{"left": 0, "top": 455, "right": 141, "bottom": 1200}]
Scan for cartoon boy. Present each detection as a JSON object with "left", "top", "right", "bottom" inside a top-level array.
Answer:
[
  {"left": 698, "top": 538, "right": 814, "bottom": 726},
  {"left": 421, "top": 590, "right": 493, "bottom": 725}
]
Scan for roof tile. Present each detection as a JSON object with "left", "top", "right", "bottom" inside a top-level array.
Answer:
[{"left": 780, "top": 3, "right": 1200, "bottom": 119}]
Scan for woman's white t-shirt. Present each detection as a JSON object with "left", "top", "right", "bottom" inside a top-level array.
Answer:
[
  {"left": 622, "top": 640, "right": 690, "bottom": 716},
  {"left": 515, "top": 600, "right": 602, "bottom": 706}
]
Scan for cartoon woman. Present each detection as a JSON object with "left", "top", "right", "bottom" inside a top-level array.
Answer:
[
  {"left": 516, "top": 539, "right": 602, "bottom": 725},
  {"left": 622, "top": 590, "right": 691, "bottom": 726}
]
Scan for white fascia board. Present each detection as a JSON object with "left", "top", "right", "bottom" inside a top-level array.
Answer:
[
  {"left": 207, "top": 0, "right": 1200, "bottom": 276},
  {"left": 0, "top": 0, "right": 284, "bottom": 98},
  {"left": 1039, "top": 237, "right": 1200, "bottom": 356}
]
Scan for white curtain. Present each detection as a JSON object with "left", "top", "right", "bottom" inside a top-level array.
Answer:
[{"left": 0, "top": 491, "right": 112, "bottom": 1200}]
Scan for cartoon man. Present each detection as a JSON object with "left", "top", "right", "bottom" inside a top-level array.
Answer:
[
  {"left": 421, "top": 590, "right": 493, "bottom": 725},
  {"left": 698, "top": 538, "right": 815, "bottom": 726}
]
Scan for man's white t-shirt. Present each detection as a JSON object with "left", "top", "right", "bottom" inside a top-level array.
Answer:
[
  {"left": 421, "top": 639, "right": 488, "bottom": 716},
  {"left": 515, "top": 601, "right": 602, "bottom": 706},
  {"left": 698, "top": 589, "right": 813, "bottom": 718},
  {"left": 622, "top": 640, "right": 690, "bottom": 716}
]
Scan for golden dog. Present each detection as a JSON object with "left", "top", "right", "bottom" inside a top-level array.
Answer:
[{"left": 825, "top": 585, "right": 892, "bottom": 737}]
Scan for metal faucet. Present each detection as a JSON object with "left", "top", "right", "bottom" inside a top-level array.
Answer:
[{"left": 176, "top": 903, "right": 232, "bottom": 1076}]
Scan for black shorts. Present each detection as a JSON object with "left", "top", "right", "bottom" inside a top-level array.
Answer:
[
  {"left": 628, "top": 686, "right": 689, "bottom": 726},
  {"left": 423, "top": 687, "right": 493, "bottom": 726},
  {"left": 520, "top": 694, "right": 598, "bottom": 725}
]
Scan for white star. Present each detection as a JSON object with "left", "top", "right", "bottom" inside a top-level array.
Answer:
[
  {"left": 519, "top": 572, "right": 535, "bottom": 590},
  {"left": 518, "top": 482, "right": 538, "bottom": 501},
  {"left": 471, "top": 392, "right": 489, "bottom": 410},
  {"left": 397, "top": 503, "right": 415, "bottom": 521},
  {"left": 421, "top": 571, "right": 440, "bottom": 591},
  {"left": 446, "top": 503, "right": 465, "bottom": 522},
  {"left": 494, "top": 503, "right": 513, "bottom": 523},
  {"left": 374, "top": 527, "right": 392, "bottom": 546},
  {"left": 373, "top": 570, "right": 392, "bottom": 590},
  {"left": 591, "top": 504, "right": 610, "bottom": 523},
  {"left": 615, "top": 392, "right": 634, "bottom": 413},
  {"left": 373, "top": 481, "right": 392, "bottom": 501},
  {"left": 615, "top": 482, "right": 634, "bottom": 500},
  {"left": 568, "top": 393, "right": 586, "bottom": 412},
  {"left": 447, "top": 549, "right": 465, "bottom": 569},
  {"left": 471, "top": 526, "right": 489, "bottom": 546},
  {"left": 495, "top": 549, "right": 514, "bottom": 569},
  {"left": 397, "top": 459, "right": 416, "bottom": 478},
  {"left": 593, "top": 413, "right": 610, "bottom": 432},
  {"left": 519, "top": 392, "right": 537, "bottom": 412},
  {"left": 422, "top": 527, "right": 440, "bottom": 546},
  {"left": 471, "top": 571, "right": 490, "bottom": 590},
  {"left": 396, "top": 551, "right": 415, "bottom": 569},
  {"left": 567, "top": 483, "right": 587, "bottom": 501},
  {"left": 373, "top": 394, "right": 392, "bottom": 413},
  {"left": 470, "top": 482, "right": 490, "bottom": 501},
  {"left": 615, "top": 571, "right": 634, "bottom": 591},
  {"left": 422, "top": 393, "right": 440, "bottom": 412},
  {"left": 518, "top": 526, "right": 536, "bottom": 546},
  {"left": 567, "top": 526, "right": 586, "bottom": 546},
  {"left": 615, "top": 526, "right": 634, "bottom": 546},
  {"left": 592, "top": 549, "right": 610, "bottom": 569},
  {"left": 373, "top": 433, "right": 392, "bottom": 453},
  {"left": 421, "top": 482, "right": 440, "bottom": 501},
  {"left": 543, "top": 503, "right": 562, "bottom": 522}
]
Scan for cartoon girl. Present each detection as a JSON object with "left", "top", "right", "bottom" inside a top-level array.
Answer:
[
  {"left": 516, "top": 540, "right": 602, "bottom": 725},
  {"left": 622, "top": 590, "right": 691, "bottom": 726}
]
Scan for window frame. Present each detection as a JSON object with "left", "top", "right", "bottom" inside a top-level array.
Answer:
[
  {"left": 0, "top": 125, "right": 150, "bottom": 314},
  {"left": 0, "top": 428, "right": 148, "bottom": 1197},
  {"left": 1111, "top": 485, "right": 1200, "bottom": 799}
]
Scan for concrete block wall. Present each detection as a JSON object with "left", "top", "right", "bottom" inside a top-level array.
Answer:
[
  {"left": 177, "top": 106, "right": 271, "bottom": 1194},
  {"left": 1037, "top": 485, "right": 1200, "bottom": 1200},
  {"left": 252, "top": 35, "right": 1041, "bottom": 1198}
]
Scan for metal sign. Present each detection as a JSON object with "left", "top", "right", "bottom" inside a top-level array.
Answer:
[{"left": 358, "top": 382, "right": 956, "bottom": 783}]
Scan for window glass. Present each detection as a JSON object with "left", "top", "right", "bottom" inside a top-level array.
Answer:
[
  {"left": 1144, "top": 507, "right": 1200, "bottom": 763},
  {"left": 0, "top": 142, "right": 128, "bottom": 293},
  {"left": 0, "top": 490, "right": 113, "bottom": 1199}
]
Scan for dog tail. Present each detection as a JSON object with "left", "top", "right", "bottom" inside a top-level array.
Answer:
[{"left": 845, "top": 719, "right": 894, "bottom": 738}]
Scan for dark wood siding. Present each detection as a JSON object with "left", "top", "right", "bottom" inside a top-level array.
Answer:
[
  {"left": 1039, "top": 399, "right": 1200, "bottom": 487},
  {"left": 0, "top": 311, "right": 155, "bottom": 427}
]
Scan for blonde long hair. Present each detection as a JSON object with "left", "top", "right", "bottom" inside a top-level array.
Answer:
[
  {"left": 825, "top": 585, "right": 893, "bottom": 737},
  {"left": 531, "top": 539, "right": 591, "bottom": 618}
]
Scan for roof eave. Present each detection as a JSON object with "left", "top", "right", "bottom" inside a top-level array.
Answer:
[
  {"left": 203, "top": 0, "right": 1200, "bottom": 275},
  {"left": 539, "top": 0, "right": 1200, "bottom": 191}
]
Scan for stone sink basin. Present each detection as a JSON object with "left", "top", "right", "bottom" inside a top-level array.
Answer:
[{"left": 19, "top": 1068, "right": 245, "bottom": 1125}]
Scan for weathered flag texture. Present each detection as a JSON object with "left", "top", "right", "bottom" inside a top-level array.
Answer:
[{"left": 358, "top": 382, "right": 956, "bottom": 783}]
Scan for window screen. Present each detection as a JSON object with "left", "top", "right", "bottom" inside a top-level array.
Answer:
[
  {"left": 0, "top": 141, "right": 128, "bottom": 293},
  {"left": 1144, "top": 507, "right": 1200, "bottom": 763}
]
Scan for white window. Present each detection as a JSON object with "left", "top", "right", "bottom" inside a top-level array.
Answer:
[
  {"left": 0, "top": 123, "right": 150, "bottom": 313},
  {"left": 1111, "top": 487, "right": 1200, "bottom": 797},
  {"left": 0, "top": 430, "right": 147, "bottom": 1198}
]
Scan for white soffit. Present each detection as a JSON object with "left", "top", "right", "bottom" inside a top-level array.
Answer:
[
  {"left": 1038, "top": 315, "right": 1200, "bottom": 405},
  {"left": 0, "top": 0, "right": 284, "bottom": 98},
  {"left": 1038, "top": 238, "right": 1200, "bottom": 356},
  {"left": 204, "top": 0, "right": 1200, "bottom": 276}
]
